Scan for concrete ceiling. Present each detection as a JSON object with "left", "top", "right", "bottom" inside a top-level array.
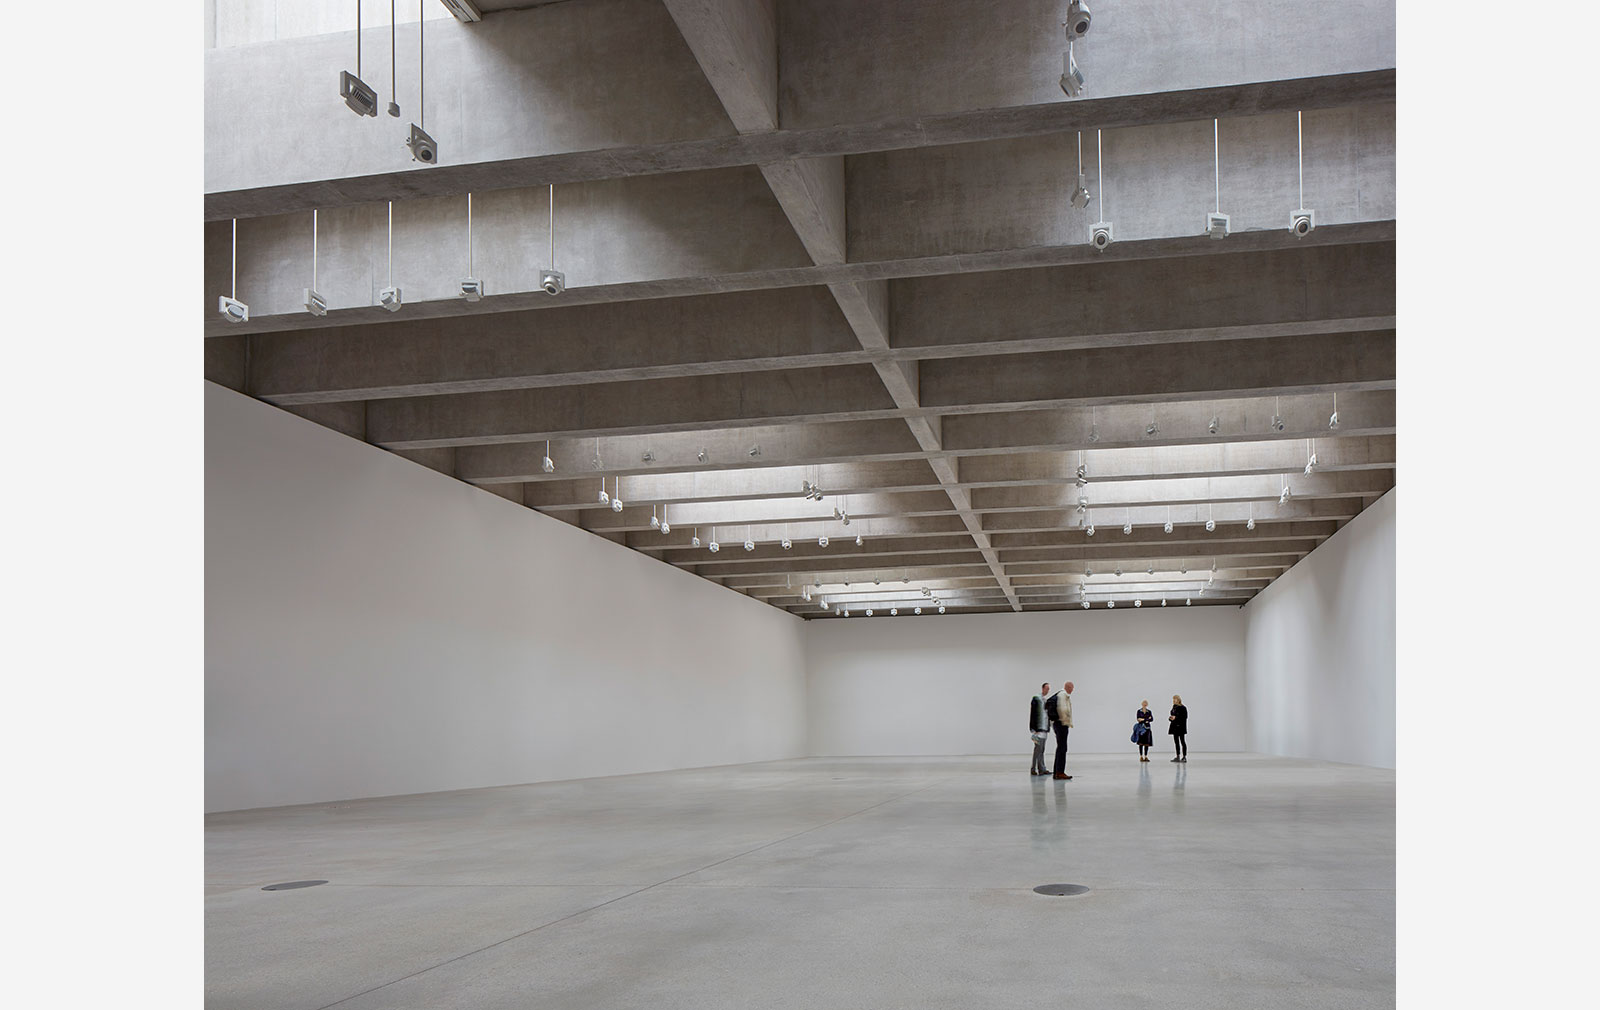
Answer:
[{"left": 204, "top": 0, "right": 1396, "bottom": 619}]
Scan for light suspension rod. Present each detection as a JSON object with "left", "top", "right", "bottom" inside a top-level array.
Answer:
[
  {"left": 386, "top": 200, "right": 393, "bottom": 287},
  {"left": 1296, "top": 110, "right": 1304, "bottom": 209},
  {"left": 418, "top": 0, "right": 425, "bottom": 131},
  {"left": 466, "top": 193, "right": 473, "bottom": 275},
  {"left": 230, "top": 218, "right": 237, "bottom": 299},
  {"left": 1213, "top": 118, "right": 1221, "bottom": 212},
  {"left": 312, "top": 209, "right": 318, "bottom": 290},
  {"left": 549, "top": 184, "right": 556, "bottom": 269},
  {"left": 1097, "top": 129, "right": 1105, "bottom": 217}
]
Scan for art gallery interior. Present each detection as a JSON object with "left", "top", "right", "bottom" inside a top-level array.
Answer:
[{"left": 201, "top": 1, "right": 1403, "bottom": 1006}]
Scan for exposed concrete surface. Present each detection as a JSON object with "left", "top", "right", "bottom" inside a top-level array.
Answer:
[{"left": 206, "top": 755, "right": 1394, "bottom": 1009}]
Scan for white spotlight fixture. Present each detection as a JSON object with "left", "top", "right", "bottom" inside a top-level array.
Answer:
[
  {"left": 660, "top": 521, "right": 670, "bottom": 535},
  {"left": 914, "top": 607, "right": 923, "bottom": 615},
  {"left": 1146, "top": 564, "right": 1154, "bottom": 575},
  {"left": 597, "top": 479, "right": 609, "bottom": 505},
  {"left": 460, "top": 194, "right": 483, "bottom": 301},
  {"left": 1075, "top": 456, "right": 1089, "bottom": 487},
  {"left": 1186, "top": 598, "right": 1192, "bottom": 606},
  {"left": 1279, "top": 482, "right": 1292, "bottom": 506},
  {"left": 1086, "top": 523, "right": 1095, "bottom": 537},
  {"left": 873, "top": 577, "right": 881, "bottom": 586},
  {"left": 890, "top": 608, "right": 899, "bottom": 616},
  {"left": 1305, "top": 438, "right": 1318, "bottom": 475},
  {"left": 611, "top": 496, "right": 624, "bottom": 513},
  {"left": 782, "top": 537, "right": 792, "bottom": 551},
  {"left": 818, "top": 535, "right": 829, "bottom": 548},
  {"left": 304, "top": 209, "right": 328, "bottom": 316},
  {"left": 1270, "top": 396, "right": 1285, "bottom": 432},
  {"left": 691, "top": 529, "right": 702, "bottom": 549},
  {"left": 1164, "top": 518, "right": 1174, "bottom": 535},
  {"left": 1329, "top": 393, "right": 1340, "bottom": 430},
  {"left": 1206, "top": 504, "right": 1216, "bottom": 533},
  {"left": 1070, "top": 131, "right": 1093, "bottom": 210},
  {"left": 1208, "top": 415, "right": 1220, "bottom": 435},
  {"left": 1206, "top": 119, "right": 1230, "bottom": 239},
  {"left": 1161, "top": 598, "right": 1167, "bottom": 607},
  {"left": 743, "top": 537, "right": 755, "bottom": 552},
  {"left": 610, "top": 477, "right": 624, "bottom": 511},
  {"left": 540, "top": 185, "right": 565, "bottom": 295},
  {"left": 404, "top": 6, "right": 437, "bottom": 164},
  {"left": 542, "top": 440, "right": 555, "bottom": 474},
  {"left": 865, "top": 608, "right": 874, "bottom": 617},
  {"left": 854, "top": 534, "right": 863, "bottom": 547},
  {"left": 1291, "top": 112, "right": 1316, "bottom": 237},
  {"left": 1059, "top": 43, "right": 1085, "bottom": 97},
  {"left": 1082, "top": 600, "right": 1090, "bottom": 609},
  {"left": 902, "top": 573, "right": 911, "bottom": 584},
  {"left": 339, "top": 4, "right": 379, "bottom": 117},
  {"left": 1114, "top": 566, "right": 1122, "bottom": 577},
  {"left": 1134, "top": 599, "right": 1142, "bottom": 608},
  {"left": 841, "top": 513, "right": 850, "bottom": 526},
  {"left": 1146, "top": 406, "right": 1159, "bottom": 437},
  {"left": 1107, "top": 600, "right": 1115, "bottom": 609},
  {"left": 938, "top": 605, "right": 946, "bottom": 614},
  {"left": 1066, "top": 0, "right": 1092, "bottom": 38},
  {"left": 922, "top": 587, "right": 932, "bottom": 596},
  {"left": 709, "top": 539, "right": 720, "bottom": 553},
  {"left": 1090, "top": 130, "right": 1113, "bottom": 248},
  {"left": 1123, "top": 521, "right": 1133, "bottom": 535},
  {"left": 820, "top": 600, "right": 829, "bottom": 612},
  {"left": 378, "top": 201, "right": 402, "bottom": 311},
  {"left": 219, "top": 218, "right": 250, "bottom": 323},
  {"left": 649, "top": 507, "right": 660, "bottom": 530},
  {"left": 1247, "top": 516, "right": 1256, "bottom": 531}
]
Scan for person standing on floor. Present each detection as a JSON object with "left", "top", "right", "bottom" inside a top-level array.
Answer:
[
  {"left": 1048, "top": 682, "right": 1075, "bottom": 780},
  {"left": 1135, "top": 699, "right": 1154, "bottom": 762},
  {"left": 1029, "top": 683, "right": 1052, "bottom": 776},
  {"left": 1169, "top": 694, "right": 1189, "bottom": 762}
]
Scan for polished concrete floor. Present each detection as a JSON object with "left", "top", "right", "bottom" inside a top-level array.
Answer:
[{"left": 206, "top": 754, "right": 1394, "bottom": 1009}]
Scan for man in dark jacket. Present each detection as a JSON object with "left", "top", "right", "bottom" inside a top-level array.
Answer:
[
  {"left": 1047, "top": 682, "right": 1075, "bottom": 780},
  {"left": 1029, "top": 683, "right": 1051, "bottom": 775}
]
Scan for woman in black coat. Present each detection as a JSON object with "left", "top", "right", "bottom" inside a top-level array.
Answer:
[
  {"left": 1168, "top": 694, "right": 1188, "bottom": 762},
  {"left": 1135, "top": 700, "right": 1154, "bottom": 762}
]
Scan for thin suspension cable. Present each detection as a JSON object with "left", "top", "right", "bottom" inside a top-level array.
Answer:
[
  {"left": 312, "top": 209, "right": 319, "bottom": 290},
  {"left": 1213, "top": 118, "right": 1221, "bottom": 212},
  {"left": 1296, "top": 110, "right": 1305, "bottom": 209},
  {"left": 418, "top": 0, "right": 425, "bottom": 130},
  {"left": 1096, "top": 129, "right": 1105, "bottom": 217},
  {"left": 1076, "top": 131, "right": 1083, "bottom": 176},
  {"left": 466, "top": 193, "right": 473, "bottom": 275},
  {"left": 230, "top": 218, "right": 237, "bottom": 299},
  {"left": 548, "top": 185, "right": 555, "bottom": 267},
  {"left": 386, "top": 201, "right": 393, "bottom": 287}
]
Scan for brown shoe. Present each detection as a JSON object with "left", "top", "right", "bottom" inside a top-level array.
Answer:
[{"left": 1053, "top": 773, "right": 1072, "bottom": 780}]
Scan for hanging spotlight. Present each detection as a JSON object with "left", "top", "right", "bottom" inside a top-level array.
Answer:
[
  {"left": 1134, "top": 599, "right": 1142, "bottom": 608},
  {"left": 1123, "top": 521, "right": 1133, "bottom": 535},
  {"left": 709, "top": 540, "right": 721, "bottom": 553},
  {"left": 819, "top": 535, "right": 830, "bottom": 548},
  {"left": 1114, "top": 566, "right": 1122, "bottom": 577},
  {"left": 921, "top": 587, "right": 932, "bottom": 596},
  {"left": 1059, "top": 44, "right": 1085, "bottom": 97},
  {"left": 1164, "top": 520, "right": 1174, "bottom": 534},
  {"left": 304, "top": 209, "right": 327, "bottom": 316},
  {"left": 841, "top": 513, "right": 850, "bottom": 526},
  {"left": 1329, "top": 393, "right": 1340, "bottom": 430},
  {"left": 1070, "top": 131, "right": 1093, "bottom": 210},
  {"left": 541, "top": 440, "right": 555, "bottom": 473},
  {"left": 611, "top": 496, "right": 624, "bottom": 513},
  {"left": 339, "top": 2, "right": 379, "bottom": 116},
  {"left": 404, "top": 6, "right": 437, "bottom": 163},
  {"left": 1270, "top": 397, "right": 1286, "bottom": 432},
  {"left": 1291, "top": 112, "right": 1316, "bottom": 237},
  {"left": 1075, "top": 463, "right": 1089, "bottom": 487},
  {"left": 378, "top": 201, "right": 402, "bottom": 311},
  {"left": 1065, "top": 1, "right": 1092, "bottom": 39},
  {"left": 1090, "top": 129, "right": 1114, "bottom": 249},
  {"left": 782, "top": 537, "right": 792, "bottom": 550},
  {"left": 820, "top": 601, "right": 829, "bottom": 611},
  {"left": 1082, "top": 600, "right": 1091, "bottom": 609},
  {"left": 1206, "top": 518, "right": 1216, "bottom": 533},
  {"left": 1107, "top": 600, "right": 1115, "bottom": 609},
  {"left": 1305, "top": 440, "right": 1318, "bottom": 475},
  {"left": 691, "top": 529, "right": 702, "bottom": 548},
  {"left": 890, "top": 608, "right": 899, "bottom": 616},
  {"left": 938, "top": 605, "right": 946, "bottom": 614},
  {"left": 1279, "top": 483, "right": 1292, "bottom": 506},
  {"left": 743, "top": 538, "right": 755, "bottom": 552},
  {"left": 854, "top": 534, "right": 863, "bottom": 547},
  {"left": 1206, "top": 119, "right": 1230, "bottom": 239},
  {"left": 1208, "top": 416, "right": 1220, "bottom": 435},
  {"left": 902, "top": 573, "right": 911, "bottom": 584},
  {"left": 1146, "top": 564, "right": 1154, "bottom": 575},
  {"left": 219, "top": 218, "right": 249, "bottom": 323},
  {"left": 540, "top": 185, "right": 565, "bottom": 295},
  {"left": 650, "top": 508, "right": 660, "bottom": 530},
  {"left": 914, "top": 607, "right": 923, "bottom": 615},
  {"left": 1086, "top": 523, "right": 1095, "bottom": 537},
  {"left": 840, "top": 608, "right": 849, "bottom": 617},
  {"left": 1186, "top": 598, "right": 1192, "bottom": 606},
  {"left": 865, "top": 608, "right": 874, "bottom": 617},
  {"left": 598, "top": 480, "right": 609, "bottom": 505},
  {"left": 1161, "top": 598, "right": 1167, "bottom": 607},
  {"left": 660, "top": 521, "right": 670, "bottom": 535},
  {"left": 1247, "top": 517, "right": 1256, "bottom": 531},
  {"left": 873, "top": 577, "right": 881, "bottom": 586}
]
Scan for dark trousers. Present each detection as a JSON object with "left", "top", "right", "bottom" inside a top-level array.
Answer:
[
  {"left": 1173, "top": 733, "right": 1187, "bottom": 757},
  {"left": 1052, "top": 723, "right": 1070, "bottom": 774}
]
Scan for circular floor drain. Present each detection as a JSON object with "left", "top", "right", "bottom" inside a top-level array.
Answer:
[
  {"left": 1033, "top": 883, "right": 1091, "bottom": 896},
  {"left": 262, "top": 880, "right": 328, "bottom": 891}
]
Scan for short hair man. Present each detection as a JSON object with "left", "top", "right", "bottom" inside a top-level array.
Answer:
[
  {"left": 1028, "top": 683, "right": 1052, "bottom": 775},
  {"left": 1048, "top": 681, "right": 1075, "bottom": 780}
]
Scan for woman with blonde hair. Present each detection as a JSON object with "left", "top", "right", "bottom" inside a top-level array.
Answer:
[{"left": 1168, "top": 694, "right": 1188, "bottom": 762}]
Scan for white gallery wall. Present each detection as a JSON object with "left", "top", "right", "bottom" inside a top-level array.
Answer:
[
  {"left": 1242, "top": 490, "right": 1396, "bottom": 768},
  {"left": 804, "top": 608, "right": 1249, "bottom": 758},
  {"left": 205, "top": 383, "right": 807, "bottom": 812}
]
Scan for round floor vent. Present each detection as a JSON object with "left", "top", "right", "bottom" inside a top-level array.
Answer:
[
  {"left": 1033, "top": 883, "right": 1091, "bottom": 896},
  {"left": 262, "top": 880, "right": 329, "bottom": 891}
]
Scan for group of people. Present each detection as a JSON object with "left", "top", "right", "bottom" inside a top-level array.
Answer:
[{"left": 1028, "top": 683, "right": 1190, "bottom": 778}]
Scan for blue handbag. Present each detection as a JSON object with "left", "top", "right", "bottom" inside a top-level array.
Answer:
[{"left": 1131, "top": 723, "right": 1142, "bottom": 743}]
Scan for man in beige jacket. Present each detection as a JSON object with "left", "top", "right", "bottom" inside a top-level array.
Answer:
[{"left": 1048, "top": 681, "right": 1075, "bottom": 780}]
